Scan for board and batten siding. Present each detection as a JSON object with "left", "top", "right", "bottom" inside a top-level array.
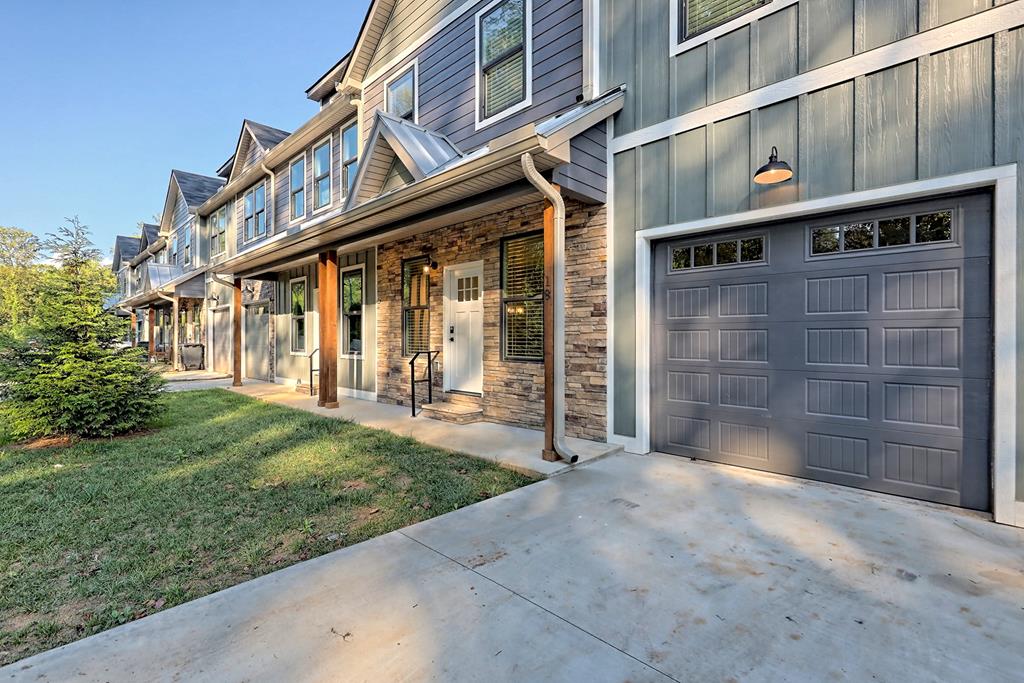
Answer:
[
  {"left": 603, "top": 0, "right": 1024, "bottom": 503},
  {"left": 361, "top": 0, "right": 584, "bottom": 153}
]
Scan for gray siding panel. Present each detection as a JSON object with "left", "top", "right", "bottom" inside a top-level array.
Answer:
[
  {"left": 920, "top": 0, "right": 992, "bottom": 31},
  {"left": 751, "top": 98, "right": 798, "bottom": 208},
  {"left": 855, "top": 62, "right": 918, "bottom": 190},
  {"left": 919, "top": 38, "right": 994, "bottom": 178},
  {"left": 672, "top": 45, "right": 708, "bottom": 117},
  {"left": 639, "top": 139, "right": 669, "bottom": 229},
  {"left": 710, "top": 25, "right": 750, "bottom": 103},
  {"left": 751, "top": 3, "right": 798, "bottom": 89},
  {"left": 800, "top": 0, "right": 854, "bottom": 71},
  {"left": 801, "top": 82, "right": 854, "bottom": 199},
  {"left": 855, "top": 0, "right": 917, "bottom": 52},
  {"left": 613, "top": 148, "right": 637, "bottom": 436},
  {"left": 709, "top": 114, "right": 750, "bottom": 215},
  {"left": 671, "top": 127, "right": 707, "bottom": 223}
]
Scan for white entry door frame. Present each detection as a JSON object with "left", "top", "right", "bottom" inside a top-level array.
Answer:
[{"left": 443, "top": 260, "right": 484, "bottom": 394}]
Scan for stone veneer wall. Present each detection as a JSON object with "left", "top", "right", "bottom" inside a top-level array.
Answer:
[{"left": 376, "top": 199, "right": 607, "bottom": 441}]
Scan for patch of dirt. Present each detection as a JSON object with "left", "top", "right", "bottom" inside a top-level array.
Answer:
[
  {"left": 468, "top": 549, "right": 507, "bottom": 568},
  {"left": 393, "top": 475, "right": 413, "bottom": 491},
  {"left": 341, "top": 480, "right": 371, "bottom": 491},
  {"left": 352, "top": 506, "right": 382, "bottom": 524},
  {"left": 2, "top": 613, "right": 40, "bottom": 632},
  {"left": 14, "top": 435, "right": 76, "bottom": 451}
]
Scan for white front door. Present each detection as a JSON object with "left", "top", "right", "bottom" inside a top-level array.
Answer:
[{"left": 444, "top": 261, "right": 484, "bottom": 393}]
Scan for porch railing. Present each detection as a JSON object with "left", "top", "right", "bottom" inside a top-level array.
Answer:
[
  {"left": 408, "top": 350, "right": 439, "bottom": 417},
  {"left": 308, "top": 348, "right": 319, "bottom": 397}
]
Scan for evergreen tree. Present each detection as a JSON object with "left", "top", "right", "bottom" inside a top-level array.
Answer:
[{"left": 0, "top": 217, "right": 165, "bottom": 439}]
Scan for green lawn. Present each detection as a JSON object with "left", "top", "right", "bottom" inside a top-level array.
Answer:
[{"left": 0, "top": 389, "right": 534, "bottom": 665}]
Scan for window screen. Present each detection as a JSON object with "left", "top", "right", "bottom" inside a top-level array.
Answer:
[
  {"left": 402, "top": 257, "right": 430, "bottom": 355},
  {"left": 502, "top": 232, "right": 544, "bottom": 361},
  {"left": 479, "top": 0, "right": 527, "bottom": 120},
  {"left": 681, "top": 0, "right": 768, "bottom": 40}
]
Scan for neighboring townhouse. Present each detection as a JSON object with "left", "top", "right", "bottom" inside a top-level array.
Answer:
[
  {"left": 110, "top": 170, "right": 225, "bottom": 367},
  {"left": 602, "top": 0, "right": 1024, "bottom": 527},
  {"left": 193, "top": 0, "right": 615, "bottom": 447}
]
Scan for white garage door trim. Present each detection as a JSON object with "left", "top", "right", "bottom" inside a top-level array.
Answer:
[{"left": 632, "top": 164, "right": 1019, "bottom": 527}]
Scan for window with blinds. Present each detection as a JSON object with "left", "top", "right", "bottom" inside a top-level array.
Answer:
[
  {"left": 479, "top": 0, "right": 527, "bottom": 121},
  {"left": 681, "top": 0, "right": 768, "bottom": 40},
  {"left": 501, "top": 232, "right": 544, "bottom": 361},
  {"left": 402, "top": 257, "right": 430, "bottom": 355}
]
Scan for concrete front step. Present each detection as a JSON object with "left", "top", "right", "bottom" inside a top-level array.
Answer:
[{"left": 419, "top": 401, "right": 484, "bottom": 425}]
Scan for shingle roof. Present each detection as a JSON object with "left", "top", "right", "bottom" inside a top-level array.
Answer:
[
  {"left": 115, "top": 235, "right": 141, "bottom": 261},
  {"left": 246, "top": 120, "right": 291, "bottom": 151},
  {"left": 171, "top": 170, "right": 226, "bottom": 208},
  {"left": 142, "top": 223, "right": 160, "bottom": 246}
]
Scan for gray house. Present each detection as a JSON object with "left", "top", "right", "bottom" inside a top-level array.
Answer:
[
  {"left": 603, "top": 0, "right": 1024, "bottom": 527},
  {"left": 192, "top": 0, "right": 615, "bottom": 446}
]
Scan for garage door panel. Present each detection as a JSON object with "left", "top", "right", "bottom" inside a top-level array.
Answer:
[{"left": 652, "top": 193, "right": 992, "bottom": 510}]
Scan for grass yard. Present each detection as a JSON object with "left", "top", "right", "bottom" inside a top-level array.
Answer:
[{"left": 0, "top": 389, "right": 534, "bottom": 665}]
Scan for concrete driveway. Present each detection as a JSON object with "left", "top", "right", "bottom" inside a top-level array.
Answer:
[{"left": 5, "top": 453, "right": 1023, "bottom": 682}]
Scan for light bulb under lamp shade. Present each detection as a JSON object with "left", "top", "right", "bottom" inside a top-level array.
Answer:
[{"left": 753, "top": 146, "right": 793, "bottom": 185}]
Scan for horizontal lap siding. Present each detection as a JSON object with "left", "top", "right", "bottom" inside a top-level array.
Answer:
[
  {"left": 171, "top": 191, "right": 196, "bottom": 275},
  {"left": 363, "top": 0, "right": 583, "bottom": 152}
]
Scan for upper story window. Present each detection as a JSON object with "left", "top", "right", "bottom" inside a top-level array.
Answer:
[
  {"left": 210, "top": 205, "right": 228, "bottom": 256},
  {"left": 183, "top": 225, "right": 192, "bottom": 265},
  {"left": 679, "top": 0, "right": 770, "bottom": 41},
  {"left": 244, "top": 183, "right": 267, "bottom": 242},
  {"left": 386, "top": 65, "right": 416, "bottom": 122},
  {"left": 341, "top": 121, "right": 359, "bottom": 199},
  {"left": 290, "top": 155, "right": 306, "bottom": 221},
  {"left": 313, "top": 138, "right": 332, "bottom": 211},
  {"left": 477, "top": 0, "right": 530, "bottom": 126},
  {"left": 170, "top": 236, "right": 178, "bottom": 265}
]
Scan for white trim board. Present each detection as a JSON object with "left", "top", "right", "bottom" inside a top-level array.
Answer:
[
  {"left": 612, "top": 2, "right": 1024, "bottom": 155},
  {"left": 630, "top": 165, "right": 1019, "bottom": 527}
]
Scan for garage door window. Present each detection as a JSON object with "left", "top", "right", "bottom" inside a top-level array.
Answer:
[
  {"left": 810, "top": 209, "right": 953, "bottom": 256},
  {"left": 671, "top": 235, "right": 765, "bottom": 271}
]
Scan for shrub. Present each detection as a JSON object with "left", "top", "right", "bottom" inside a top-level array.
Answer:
[{"left": 0, "top": 218, "right": 165, "bottom": 439}]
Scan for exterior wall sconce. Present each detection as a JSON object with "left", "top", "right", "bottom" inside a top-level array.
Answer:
[
  {"left": 422, "top": 257, "right": 439, "bottom": 274},
  {"left": 753, "top": 146, "right": 793, "bottom": 185}
]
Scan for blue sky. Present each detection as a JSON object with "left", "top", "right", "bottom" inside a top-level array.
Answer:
[{"left": 0, "top": 0, "right": 366, "bottom": 258}]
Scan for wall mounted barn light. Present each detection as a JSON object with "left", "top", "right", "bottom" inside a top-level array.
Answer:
[
  {"left": 422, "top": 257, "right": 439, "bottom": 274},
  {"left": 753, "top": 146, "right": 793, "bottom": 185}
]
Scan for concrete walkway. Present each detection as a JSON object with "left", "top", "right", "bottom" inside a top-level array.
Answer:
[
  {"left": 6, "top": 453, "right": 1023, "bottom": 682},
  {"left": 227, "top": 382, "right": 619, "bottom": 477}
]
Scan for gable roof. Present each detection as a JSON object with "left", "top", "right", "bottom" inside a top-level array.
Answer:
[
  {"left": 112, "top": 235, "right": 141, "bottom": 272},
  {"left": 346, "top": 111, "right": 464, "bottom": 209},
  {"left": 172, "top": 170, "right": 226, "bottom": 209},
  {"left": 141, "top": 223, "right": 160, "bottom": 249},
  {"left": 334, "top": 0, "right": 400, "bottom": 90},
  {"left": 306, "top": 52, "right": 352, "bottom": 102},
  {"left": 228, "top": 120, "right": 292, "bottom": 181}
]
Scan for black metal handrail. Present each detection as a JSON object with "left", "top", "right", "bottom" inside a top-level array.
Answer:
[
  {"left": 308, "top": 348, "right": 320, "bottom": 396},
  {"left": 408, "top": 350, "right": 439, "bottom": 416}
]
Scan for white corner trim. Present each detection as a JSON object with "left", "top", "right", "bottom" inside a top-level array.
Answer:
[
  {"left": 632, "top": 165, "right": 1019, "bottom": 525},
  {"left": 383, "top": 58, "right": 419, "bottom": 124},
  {"left": 669, "top": 0, "right": 798, "bottom": 57},
  {"left": 474, "top": 0, "right": 533, "bottom": 131},
  {"left": 615, "top": 1, "right": 1024, "bottom": 155}
]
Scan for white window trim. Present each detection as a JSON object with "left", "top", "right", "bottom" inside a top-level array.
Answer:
[
  {"left": 340, "top": 118, "right": 360, "bottom": 202},
  {"left": 288, "top": 152, "right": 307, "bottom": 224},
  {"left": 670, "top": 0, "right": 795, "bottom": 57},
  {"left": 289, "top": 276, "right": 309, "bottom": 356},
  {"left": 339, "top": 263, "right": 366, "bottom": 360},
  {"left": 311, "top": 134, "right": 334, "bottom": 215},
  {"left": 384, "top": 59, "right": 419, "bottom": 124},
  {"left": 474, "top": 0, "right": 533, "bottom": 131},
  {"left": 242, "top": 181, "right": 268, "bottom": 244}
]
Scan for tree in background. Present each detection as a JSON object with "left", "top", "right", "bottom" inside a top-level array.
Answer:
[
  {"left": 0, "top": 226, "right": 44, "bottom": 340},
  {"left": 0, "top": 217, "right": 164, "bottom": 440}
]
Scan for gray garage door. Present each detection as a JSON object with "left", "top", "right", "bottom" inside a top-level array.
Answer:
[
  {"left": 652, "top": 194, "right": 992, "bottom": 510},
  {"left": 244, "top": 303, "right": 271, "bottom": 381}
]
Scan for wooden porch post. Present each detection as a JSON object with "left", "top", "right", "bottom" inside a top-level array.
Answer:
[
  {"left": 147, "top": 308, "right": 156, "bottom": 361},
  {"left": 130, "top": 311, "right": 137, "bottom": 347},
  {"left": 318, "top": 251, "right": 339, "bottom": 409},
  {"left": 232, "top": 277, "right": 243, "bottom": 387},
  {"left": 542, "top": 193, "right": 557, "bottom": 461},
  {"left": 171, "top": 296, "right": 180, "bottom": 371}
]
